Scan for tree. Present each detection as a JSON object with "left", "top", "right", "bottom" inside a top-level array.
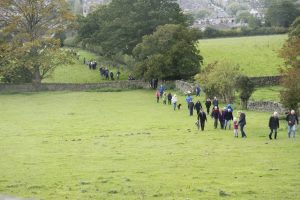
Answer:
[
  {"left": 77, "top": 0, "right": 189, "bottom": 56},
  {"left": 195, "top": 61, "right": 240, "bottom": 103},
  {"left": 236, "top": 11, "right": 262, "bottom": 29},
  {"left": 279, "top": 17, "right": 300, "bottom": 111},
  {"left": 0, "top": 0, "right": 75, "bottom": 84},
  {"left": 235, "top": 75, "right": 255, "bottom": 109},
  {"left": 265, "top": 0, "right": 300, "bottom": 28},
  {"left": 132, "top": 24, "right": 202, "bottom": 80}
]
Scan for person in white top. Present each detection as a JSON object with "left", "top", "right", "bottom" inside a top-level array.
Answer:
[{"left": 171, "top": 94, "right": 178, "bottom": 111}]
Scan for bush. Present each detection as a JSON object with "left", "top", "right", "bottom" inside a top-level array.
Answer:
[{"left": 201, "top": 26, "right": 288, "bottom": 39}]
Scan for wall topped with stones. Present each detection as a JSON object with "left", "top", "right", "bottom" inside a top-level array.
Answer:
[
  {"left": 249, "top": 76, "right": 281, "bottom": 87},
  {"left": 247, "top": 101, "right": 287, "bottom": 114},
  {"left": 0, "top": 81, "right": 150, "bottom": 93},
  {"left": 175, "top": 80, "right": 196, "bottom": 94}
]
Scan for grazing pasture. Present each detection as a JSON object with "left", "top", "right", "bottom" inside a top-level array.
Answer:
[
  {"left": 0, "top": 90, "right": 299, "bottom": 199},
  {"left": 198, "top": 35, "right": 287, "bottom": 76}
]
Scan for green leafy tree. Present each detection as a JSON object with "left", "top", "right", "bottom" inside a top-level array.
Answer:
[
  {"left": 77, "top": 0, "right": 189, "bottom": 56},
  {"left": 279, "top": 17, "right": 300, "bottom": 111},
  {"left": 195, "top": 61, "right": 240, "bottom": 103},
  {"left": 133, "top": 24, "right": 202, "bottom": 80},
  {"left": 265, "top": 0, "right": 300, "bottom": 28},
  {"left": 235, "top": 75, "right": 255, "bottom": 109},
  {"left": 0, "top": 0, "right": 75, "bottom": 84},
  {"left": 236, "top": 11, "right": 262, "bottom": 29}
]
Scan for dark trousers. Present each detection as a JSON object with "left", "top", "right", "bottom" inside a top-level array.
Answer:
[
  {"left": 157, "top": 97, "right": 159, "bottom": 103},
  {"left": 200, "top": 121, "right": 205, "bottom": 131},
  {"left": 269, "top": 129, "right": 277, "bottom": 139},
  {"left": 168, "top": 100, "right": 171, "bottom": 105},
  {"left": 214, "top": 118, "right": 218, "bottom": 128},
  {"left": 206, "top": 106, "right": 210, "bottom": 114},
  {"left": 189, "top": 108, "right": 193, "bottom": 116},
  {"left": 240, "top": 124, "right": 247, "bottom": 138}
]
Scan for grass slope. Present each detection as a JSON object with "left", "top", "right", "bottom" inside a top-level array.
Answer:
[
  {"left": 250, "top": 86, "right": 282, "bottom": 102},
  {"left": 198, "top": 35, "right": 287, "bottom": 76},
  {"left": 0, "top": 90, "right": 299, "bottom": 199},
  {"left": 44, "top": 50, "right": 128, "bottom": 83}
]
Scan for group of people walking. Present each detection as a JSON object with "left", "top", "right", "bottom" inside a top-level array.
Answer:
[
  {"left": 154, "top": 85, "right": 299, "bottom": 139},
  {"left": 83, "top": 57, "right": 121, "bottom": 80}
]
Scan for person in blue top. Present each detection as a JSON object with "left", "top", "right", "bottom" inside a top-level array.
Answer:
[
  {"left": 226, "top": 104, "right": 233, "bottom": 112},
  {"left": 186, "top": 92, "right": 193, "bottom": 109},
  {"left": 159, "top": 85, "right": 165, "bottom": 97}
]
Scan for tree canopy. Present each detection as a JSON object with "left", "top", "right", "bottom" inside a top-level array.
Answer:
[
  {"left": 279, "top": 17, "right": 300, "bottom": 111},
  {"left": 0, "top": 0, "right": 74, "bottom": 83},
  {"left": 195, "top": 61, "right": 240, "bottom": 103},
  {"left": 77, "top": 0, "right": 189, "bottom": 56},
  {"left": 265, "top": 0, "right": 300, "bottom": 28},
  {"left": 132, "top": 24, "right": 202, "bottom": 80}
]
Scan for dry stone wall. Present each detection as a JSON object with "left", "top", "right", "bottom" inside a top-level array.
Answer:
[
  {"left": 249, "top": 76, "right": 281, "bottom": 87},
  {"left": 175, "top": 80, "right": 196, "bottom": 94},
  {"left": 247, "top": 101, "right": 287, "bottom": 114},
  {"left": 0, "top": 81, "right": 150, "bottom": 93}
]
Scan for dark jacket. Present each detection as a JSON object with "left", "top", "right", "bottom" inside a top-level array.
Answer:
[
  {"left": 213, "top": 99, "right": 218, "bottom": 107},
  {"left": 167, "top": 93, "right": 172, "bottom": 100},
  {"left": 194, "top": 101, "right": 202, "bottom": 111},
  {"left": 198, "top": 112, "right": 207, "bottom": 122},
  {"left": 224, "top": 111, "right": 233, "bottom": 121},
  {"left": 211, "top": 109, "right": 220, "bottom": 119},
  {"left": 188, "top": 101, "right": 195, "bottom": 110},
  {"left": 238, "top": 113, "right": 246, "bottom": 125},
  {"left": 286, "top": 113, "right": 299, "bottom": 126},
  {"left": 205, "top": 100, "right": 211, "bottom": 108},
  {"left": 269, "top": 116, "right": 279, "bottom": 129}
]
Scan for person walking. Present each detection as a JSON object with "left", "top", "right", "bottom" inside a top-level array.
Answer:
[
  {"left": 194, "top": 100, "right": 202, "bottom": 115},
  {"left": 162, "top": 93, "right": 167, "bottom": 105},
  {"left": 205, "top": 98, "right": 212, "bottom": 114},
  {"left": 238, "top": 111, "right": 247, "bottom": 138},
  {"left": 159, "top": 85, "right": 165, "bottom": 97},
  {"left": 197, "top": 109, "right": 207, "bottom": 131},
  {"left": 167, "top": 93, "right": 172, "bottom": 105},
  {"left": 224, "top": 109, "right": 234, "bottom": 130},
  {"left": 195, "top": 86, "right": 201, "bottom": 97},
  {"left": 286, "top": 110, "right": 299, "bottom": 138},
  {"left": 233, "top": 117, "right": 239, "bottom": 138},
  {"left": 219, "top": 108, "right": 226, "bottom": 129},
  {"left": 269, "top": 111, "right": 279, "bottom": 140},
  {"left": 186, "top": 93, "right": 192, "bottom": 109},
  {"left": 171, "top": 94, "right": 178, "bottom": 111},
  {"left": 188, "top": 100, "right": 195, "bottom": 116},
  {"left": 155, "top": 90, "right": 160, "bottom": 103},
  {"left": 213, "top": 96, "right": 219, "bottom": 108},
  {"left": 211, "top": 106, "right": 220, "bottom": 129}
]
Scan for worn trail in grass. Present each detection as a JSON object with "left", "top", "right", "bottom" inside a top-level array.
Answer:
[{"left": 0, "top": 90, "right": 299, "bottom": 199}]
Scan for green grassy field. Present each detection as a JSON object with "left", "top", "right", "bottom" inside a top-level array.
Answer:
[
  {"left": 198, "top": 35, "right": 287, "bottom": 77},
  {"left": 250, "top": 86, "right": 282, "bottom": 102},
  {"left": 0, "top": 90, "right": 299, "bottom": 199},
  {"left": 44, "top": 50, "right": 129, "bottom": 83}
]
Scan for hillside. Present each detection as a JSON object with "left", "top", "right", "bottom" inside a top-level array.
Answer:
[{"left": 198, "top": 34, "right": 287, "bottom": 76}]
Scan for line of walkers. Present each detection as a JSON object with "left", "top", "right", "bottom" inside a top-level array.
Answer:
[{"left": 154, "top": 85, "right": 299, "bottom": 139}]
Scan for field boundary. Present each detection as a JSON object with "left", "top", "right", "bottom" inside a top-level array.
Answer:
[
  {"left": 0, "top": 81, "right": 150, "bottom": 93},
  {"left": 0, "top": 76, "right": 281, "bottom": 93}
]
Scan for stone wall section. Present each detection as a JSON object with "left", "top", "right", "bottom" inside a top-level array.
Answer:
[
  {"left": 249, "top": 76, "right": 281, "bottom": 87},
  {"left": 175, "top": 80, "right": 196, "bottom": 94},
  {"left": 247, "top": 101, "right": 287, "bottom": 114},
  {"left": 0, "top": 81, "right": 150, "bottom": 93}
]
